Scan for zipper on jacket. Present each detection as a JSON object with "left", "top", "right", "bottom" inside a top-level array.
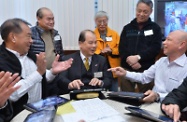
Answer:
[{"left": 134, "top": 31, "right": 140, "bottom": 54}]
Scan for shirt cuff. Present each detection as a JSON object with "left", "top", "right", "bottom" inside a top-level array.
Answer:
[
  {"left": 100, "top": 80, "right": 104, "bottom": 87},
  {"left": 0, "top": 101, "right": 8, "bottom": 110},
  {"left": 137, "top": 55, "right": 141, "bottom": 60},
  {"left": 46, "top": 70, "right": 56, "bottom": 82},
  {"left": 125, "top": 71, "right": 133, "bottom": 79}
]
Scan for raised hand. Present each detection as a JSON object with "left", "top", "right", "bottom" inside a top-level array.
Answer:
[
  {"left": 0, "top": 71, "right": 20, "bottom": 107},
  {"left": 51, "top": 55, "right": 73, "bottom": 75},
  {"left": 36, "top": 52, "right": 46, "bottom": 75}
]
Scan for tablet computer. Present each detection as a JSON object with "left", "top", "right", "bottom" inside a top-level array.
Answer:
[
  {"left": 125, "top": 106, "right": 173, "bottom": 122},
  {"left": 24, "top": 96, "right": 69, "bottom": 112},
  {"left": 108, "top": 91, "right": 145, "bottom": 100},
  {"left": 24, "top": 109, "right": 56, "bottom": 122}
]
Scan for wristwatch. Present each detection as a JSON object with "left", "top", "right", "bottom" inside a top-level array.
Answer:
[
  {"left": 155, "top": 93, "right": 160, "bottom": 102},
  {"left": 137, "top": 55, "right": 141, "bottom": 60}
]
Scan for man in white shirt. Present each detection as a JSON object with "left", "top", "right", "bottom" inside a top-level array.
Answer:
[
  {"left": 108, "top": 30, "right": 187, "bottom": 103},
  {"left": 0, "top": 18, "right": 73, "bottom": 116}
]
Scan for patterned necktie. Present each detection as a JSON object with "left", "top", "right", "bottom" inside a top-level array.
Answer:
[{"left": 84, "top": 57, "right": 89, "bottom": 71}]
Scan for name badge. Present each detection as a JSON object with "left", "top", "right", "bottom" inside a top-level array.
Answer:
[
  {"left": 106, "top": 37, "right": 112, "bottom": 41},
  {"left": 94, "top": 72, "right": 103, "bottom": 78},
  {"left": 54, "top": 35, "right": 61, "bottom": 40},
  {"left": 144, "top": 30, "right": 153, "bottom": 36}
]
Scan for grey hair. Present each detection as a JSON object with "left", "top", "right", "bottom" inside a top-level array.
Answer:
[
  {"left": 137, "top": 0, "right": 153, "bottom": 9},
  {"left": 0, "top": 18, "right": 31, "bottom": 41},
  {"left": 94, "top": 11, "right": 109, "bottom": 20},
  {"left": 36, "top": 7, "right": 51, "bottom": 18}
]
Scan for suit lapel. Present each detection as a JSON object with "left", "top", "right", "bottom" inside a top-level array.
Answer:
[
  {"left": 74, "top": 52, "right": 84, "bottom": 74},
  {"left": 91, "top": 54, "right": 99, "bottom": 73}
]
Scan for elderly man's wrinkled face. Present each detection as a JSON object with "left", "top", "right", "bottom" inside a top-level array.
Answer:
[
  {"left": 38, "top": 9, "right": 54, "bottom": 31},
  {"left": 95, "top": 16, "right": 108, "bottom": 32},
  {"left": 13, "top": 23, "right": 33, "bottom": 55}
]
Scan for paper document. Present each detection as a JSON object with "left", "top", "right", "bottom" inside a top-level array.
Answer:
[{"left": 61, "top": 98, "right": 125, "bottom": 122}]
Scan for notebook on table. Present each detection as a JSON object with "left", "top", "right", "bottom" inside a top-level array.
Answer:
[
  {"left": 107, "top": 91, "right": 146, "bottom": 106},
  {"left": 107, "top": 91, "right": 145, "bottom": 100},
  {"left": 69, "top": 88, "right": 106, "bottom": 100}
]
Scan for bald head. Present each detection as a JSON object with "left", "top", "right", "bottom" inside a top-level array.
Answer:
[
  {"left": 163, "top": 30, "right": 187, "bottom": 61},
  {"left": 173, "top": 30, "right": 187, "bottom": 44}
]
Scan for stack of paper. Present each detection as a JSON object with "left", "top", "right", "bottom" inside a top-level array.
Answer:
[{"left": 60, "top": 98, "right": 125, "bottom": 122}]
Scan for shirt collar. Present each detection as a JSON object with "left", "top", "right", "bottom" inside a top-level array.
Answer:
[
  {"left": 80, "top": 51, "right": 92, "bottom": 62},
  {"left": 168, "top": 54, "right": 187, "bottom": 67},
  {"left": 6, "top": 48, "right": 28, "bottom": 58},
  {"left": 96, "top": 27, "right": 113, "bottom": 37}
]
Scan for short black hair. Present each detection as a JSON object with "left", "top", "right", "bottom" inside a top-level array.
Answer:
[
  {"left": 0, "top": 18, "right": 31, "bottom": 41},
  {"left": 137, "top": 0, "right": 153, "bottom": 9},
  {"left": 36, "top": 7, "right": 51, "bottom": 19},
  {"left": 78, "top": 29, "right": 95, "bottom": 42}
]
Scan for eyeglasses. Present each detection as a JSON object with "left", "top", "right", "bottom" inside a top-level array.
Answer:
[{"left": 97, "top": 19, "right": 108, "bottom": 25}]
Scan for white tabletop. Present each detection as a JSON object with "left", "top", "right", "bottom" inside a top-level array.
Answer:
[{"left": 11, "top": 92, "right": 162, "bottom": 122}]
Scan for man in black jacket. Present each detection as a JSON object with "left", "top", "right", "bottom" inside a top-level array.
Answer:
[
  {"left": 161, "top": 78, "right": 187, "bottom": 122},
  {"left": 119, "top": 0, "right": 162, "bottom": 92},
  {"left": 0, "top": 71, "right": 20, "bottom": 122}
]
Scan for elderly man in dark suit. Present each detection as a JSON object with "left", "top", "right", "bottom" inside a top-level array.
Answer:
[{"left": 58, "top": 30, "right": 112, "bottom": 94}]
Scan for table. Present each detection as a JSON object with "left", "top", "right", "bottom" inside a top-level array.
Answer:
[{"left": 11, "top": 92, "right": 163, "bottom": 122}]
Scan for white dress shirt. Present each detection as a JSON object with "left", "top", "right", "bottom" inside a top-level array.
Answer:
[
  {"left": 7, "top": 49, "right": 56, "bottom": 103},
  {"left": 79, "top": 52, "right": 104, "bottom": 86},
  {"left": 125, "top": 54, "right": 187, "bottom": 101},
  {"left": 80, "top": 51, "right": 92, "bottom": 65}
]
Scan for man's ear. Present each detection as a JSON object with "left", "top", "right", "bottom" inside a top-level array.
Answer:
[
  {"left": 179, "top": 41, "right": 186, "bottom": 49},
  {"left": 79, "top": 41, "right": 83, "bottom": 45},
  {"left": 37, "top": 16, "right": 40, "bottom": 21},
  {"left": 9, "top": 32, "right": 16, "bottom": 43},
  {"left": 150, "top": 9, "right": 153, "bottom": 14}
]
